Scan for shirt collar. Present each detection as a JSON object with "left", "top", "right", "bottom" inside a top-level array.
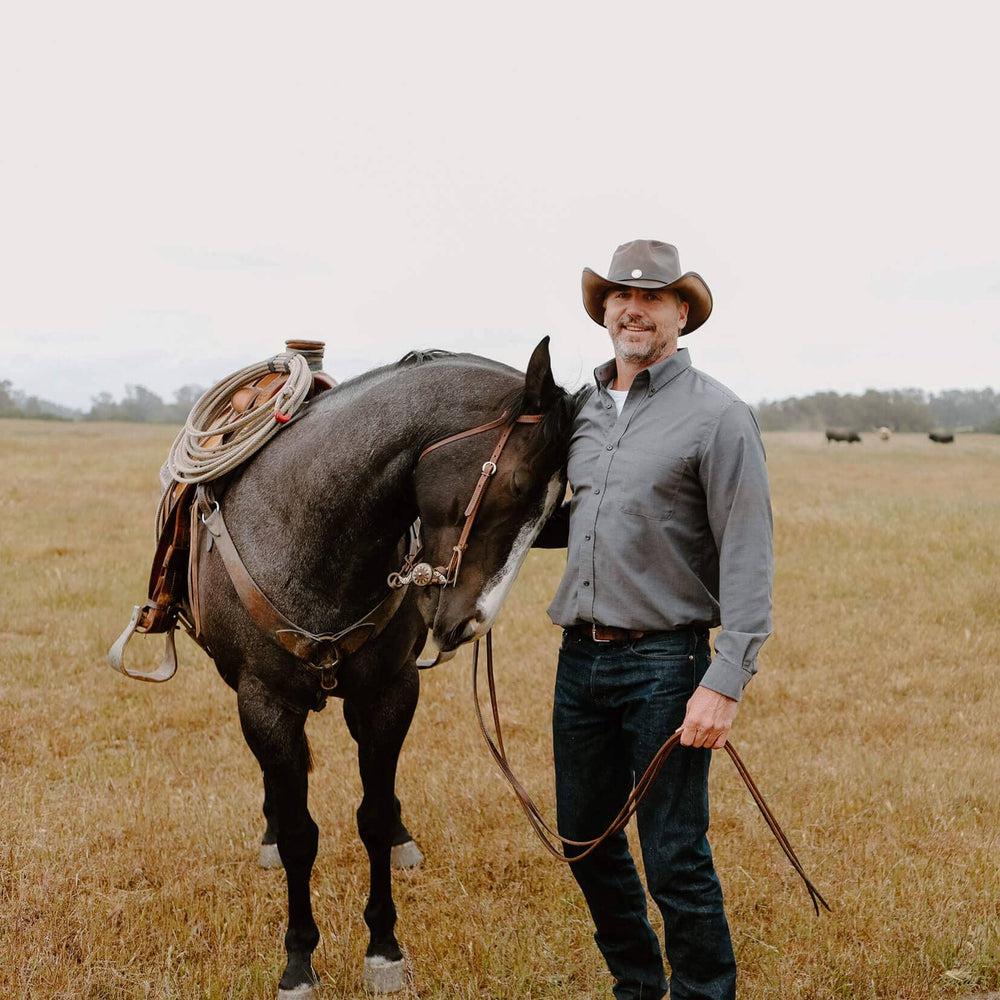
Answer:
[{"left": 593, "top": 347, "right": 692, "bottom": 392}]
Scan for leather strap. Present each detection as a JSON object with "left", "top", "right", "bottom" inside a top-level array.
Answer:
[
  {"left": 573, "top": 623, "right": 648, "bottom": 643},
  {"left": 188, "top": 492, "right": 203, "bottom": 636},
  {"left": 472, "top": 631, "right": 832, "bottom": 915},
  {"left": 200, "top": 488, "right": 410, "bottom": 690},
  {"left": 419, "top": 412, "right": 542, "bottom": 461},
  {"left": 417, "top": 411, "right": 544, "bottom": 586}
]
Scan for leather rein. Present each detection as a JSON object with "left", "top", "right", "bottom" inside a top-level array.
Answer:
[
  {"left": 202, "top": 405, "right": 830, "bottom": 913},
  {"left": 471, "top": 633, "right": 830, "bottom": 914}
]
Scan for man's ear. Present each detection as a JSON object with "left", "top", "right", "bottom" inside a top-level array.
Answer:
[{"left": 524, "top": 336, "right": 560, "bottom": 410}]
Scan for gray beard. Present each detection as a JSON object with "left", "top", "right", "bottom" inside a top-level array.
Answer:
[{"left": 610, "top": 328, "right": 672, "bottom": 365}]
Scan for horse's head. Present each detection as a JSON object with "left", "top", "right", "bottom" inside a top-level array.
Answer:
[{"left": 411, "top": 337, "right": 571, "bottom": 659}]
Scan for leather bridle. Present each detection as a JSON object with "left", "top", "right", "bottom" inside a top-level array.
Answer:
[
  {"left": 195, "top": 408, "right": 544, "bottom": 698},
  {"left": 388, "top": 410, "right": 543, "bottom": 591},
  {"left": 392, "top": 409, "right": 830, "bottom": 914}
]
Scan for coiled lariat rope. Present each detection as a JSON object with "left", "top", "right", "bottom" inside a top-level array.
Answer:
[
  {"left": 472, "top": 631, "right": 831, "bottom": 915},
  {"left": 166, "top": 351, "right": 314, "bottom": 484}
]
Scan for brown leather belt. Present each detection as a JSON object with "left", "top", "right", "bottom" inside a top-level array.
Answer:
[{"left": 571, "top": 622, "right": 649, "bottom": 643}]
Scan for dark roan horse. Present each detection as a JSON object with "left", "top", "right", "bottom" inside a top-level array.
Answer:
[{"left": 193, "top": 339, "right": 572, "bottom": 997}]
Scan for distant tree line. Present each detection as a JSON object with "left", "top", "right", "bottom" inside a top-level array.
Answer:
[
  {"left": 3, "top": 378, "right": 1000, "bottom": 433},
  {"left": 755, "top": 388, "right": 1000, "bottom": 433},
  {"left": 0, "top": 379, "right": 81, "bottom": 420},
  {"left": 0, "top": 379, "right": 204, "bottom": 424},
  {"left": 85, "top": 384, "right": 205, "bottom": 423}
]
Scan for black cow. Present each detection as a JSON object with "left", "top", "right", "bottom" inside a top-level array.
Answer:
[
  {"left": 826, "top": 428, "right": 861, "bottom": 444},
  {"left": 928, "top": 432, "right": 955, "bottom": 444}
]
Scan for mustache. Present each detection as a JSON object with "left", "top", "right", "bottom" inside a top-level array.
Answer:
[{"left": 612, "top": 316, "right": 656, "bottom": 334}]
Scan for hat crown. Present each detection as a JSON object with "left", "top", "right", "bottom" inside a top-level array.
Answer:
[{"left": 608, "top": 240, "right": 682, "bottom": 285}]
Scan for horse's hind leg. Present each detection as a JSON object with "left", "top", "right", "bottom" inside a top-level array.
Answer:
[
  {"left": 353, "top": 670, "right": 419, "bottom": 993},
  {"left": 238, "top": 675, "right": 321, "bottom": 999},
  {"left": 344, "top": 697, "right": 424, "bottom": 870}
]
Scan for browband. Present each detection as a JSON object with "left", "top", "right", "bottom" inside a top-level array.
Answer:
[{"left": 419, "top": 412, "right": 543, "bottom": 462}]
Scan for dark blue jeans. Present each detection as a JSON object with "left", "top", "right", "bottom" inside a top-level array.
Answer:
[{"left": 553, "top": 627, "right": 736, "bottom": 1000}]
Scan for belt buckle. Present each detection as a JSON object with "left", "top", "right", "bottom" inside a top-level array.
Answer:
[{"left": 591, "top": 622, "right": 612, "bottom": 643}]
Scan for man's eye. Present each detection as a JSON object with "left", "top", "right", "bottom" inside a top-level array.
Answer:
[{"left": 616, "top": 290, "right": 629, "bottom": 298}]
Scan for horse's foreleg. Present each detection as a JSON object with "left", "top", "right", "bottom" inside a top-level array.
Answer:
[
  {"left": 344, "top": 697, "right": 424, "bottom": 870},
  {"left": 259, "top": 775, "right": 283, "bottom": 869},
  {"left": 238, "top": 677, "right": 320, "bottom": 999},
  {"left": 354, "top": 669, "right": 418, "bottom": 993}
]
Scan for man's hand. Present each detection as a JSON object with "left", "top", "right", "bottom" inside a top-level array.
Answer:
[{"left": 676, "top": 685, "right": 739, "bottom": 749}]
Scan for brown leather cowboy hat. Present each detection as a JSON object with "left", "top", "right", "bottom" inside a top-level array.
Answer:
[{"left": 582, "top": 239, "right": 713, "bottom": 334}]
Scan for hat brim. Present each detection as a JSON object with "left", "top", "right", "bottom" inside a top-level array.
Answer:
[{"left": 582, "top": 268, "right": 713, "bottom": 334}]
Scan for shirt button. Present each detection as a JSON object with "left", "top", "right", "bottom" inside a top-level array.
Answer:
[
  {"left": 585, "top": 534, "right": 591, "bottom": 540},
  {"left": 605, "top": 403, "right": 612, "bottom": 409},
  {"left": 606, "top": 444, "right": 613, "bottom": 451},
  {"left": 594, "top": 489, "right": 600, "bottom": 495},
  {"left": 583, "top": 581, "right": 590, "bottom": 587}
]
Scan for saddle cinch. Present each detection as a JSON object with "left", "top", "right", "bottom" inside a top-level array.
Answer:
[{"left": 108, "top": 340, "right": 337, "bottom": 682}]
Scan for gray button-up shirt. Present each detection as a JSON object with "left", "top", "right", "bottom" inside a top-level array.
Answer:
[{"left": 546, "top": 348, "right": 773, "bottom": 701}]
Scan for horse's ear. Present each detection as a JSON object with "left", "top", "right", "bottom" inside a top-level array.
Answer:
[{"left": 524, "top": 336, "right": 560, "bottom": 411}]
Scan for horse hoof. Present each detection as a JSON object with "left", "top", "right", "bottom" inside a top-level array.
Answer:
[
  {"left": 390, "top": 840, "right": 424, "bottom": 870},
  {"left": 259, "top": 843, "right": 283, "bottom": 869},
  {"left": 362, "top": 955, "right": 406, "bottom": 993},
  {"left": 277, "top": 983, "right": 319, "bottom": 999}
]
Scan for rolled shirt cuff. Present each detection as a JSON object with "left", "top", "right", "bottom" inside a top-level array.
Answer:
[{"left": 700, "top": 656, "right": 756, "bottom": 702}]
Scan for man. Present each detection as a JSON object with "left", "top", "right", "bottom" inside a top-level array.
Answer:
[{"left": 535, "top": 239, "right": 773, "bottom": 1000}]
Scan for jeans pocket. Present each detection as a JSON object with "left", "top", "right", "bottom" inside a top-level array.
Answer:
[{"left": 628, "top": 633, "right": 690, "bottom": 661}]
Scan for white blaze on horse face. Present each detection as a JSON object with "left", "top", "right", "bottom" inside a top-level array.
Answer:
[{"left": 473, "top": 472, "right": 564, "bottom": 633}]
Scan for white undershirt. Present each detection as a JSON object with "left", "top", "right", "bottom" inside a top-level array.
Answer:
[{"left": 607, "top": 387, "right": 629, "bottom": 415}]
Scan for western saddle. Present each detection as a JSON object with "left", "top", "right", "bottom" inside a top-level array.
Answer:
[{"left": 109, "top": 341, "right": 337, "bottom": 682}]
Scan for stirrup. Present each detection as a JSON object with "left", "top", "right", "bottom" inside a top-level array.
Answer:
[{"left": 108, "top": 605, "right": 178, "bottom": 683}]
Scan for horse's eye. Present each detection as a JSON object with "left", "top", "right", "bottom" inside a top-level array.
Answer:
[{"left": 510, "top": 467, "right": 529, "bottom": 499}]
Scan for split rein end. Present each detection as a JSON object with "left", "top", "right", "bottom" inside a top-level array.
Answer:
[{"left": 471, "top": 632, "right": 831, "bottom": 918}]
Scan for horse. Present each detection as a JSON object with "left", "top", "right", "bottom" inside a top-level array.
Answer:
[{"left": 192, "top": 338, "right": 572, "bottom": 997}]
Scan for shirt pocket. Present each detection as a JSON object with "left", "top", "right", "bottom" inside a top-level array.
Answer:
[{"left": 617, "top": 453, "right": 688, "bottom": 521}]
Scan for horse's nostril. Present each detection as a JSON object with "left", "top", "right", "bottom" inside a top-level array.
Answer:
[{"left": 439, "top": 616, "right": 480, "bottom": 650}]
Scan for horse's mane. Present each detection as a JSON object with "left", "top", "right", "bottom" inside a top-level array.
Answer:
[
  {"left": 496, "top": 379, "right": 574, "bottom": 466},
  {"left": 395, "top": 348, "right": 456, "bottom": 366},
  {"left": 397, "top": 349, "right": 574, "bottom": 463},
  {"left": 320, "top": 348, "right": 573, "bottom": 462}
]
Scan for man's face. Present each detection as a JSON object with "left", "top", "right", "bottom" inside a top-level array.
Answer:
[{"left": 604, "top": 286, "right": 689, "bottom": 366}]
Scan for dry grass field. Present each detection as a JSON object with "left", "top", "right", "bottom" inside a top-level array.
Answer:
[{"left": 2, "top": 420, "right": 998, "bottom": 1000}]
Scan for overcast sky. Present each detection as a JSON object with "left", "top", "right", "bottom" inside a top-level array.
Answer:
[{"left": 2, "top": 1, "right": 997, "bottom": 410}]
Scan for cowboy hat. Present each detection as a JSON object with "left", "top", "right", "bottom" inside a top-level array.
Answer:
[{"left": 582, "top": 239, "right": 713, "bottom": 334}]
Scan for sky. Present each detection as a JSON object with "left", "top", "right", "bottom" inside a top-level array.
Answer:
[{"left": 2, "top": 1, "right": 998, "bottom": 411}]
